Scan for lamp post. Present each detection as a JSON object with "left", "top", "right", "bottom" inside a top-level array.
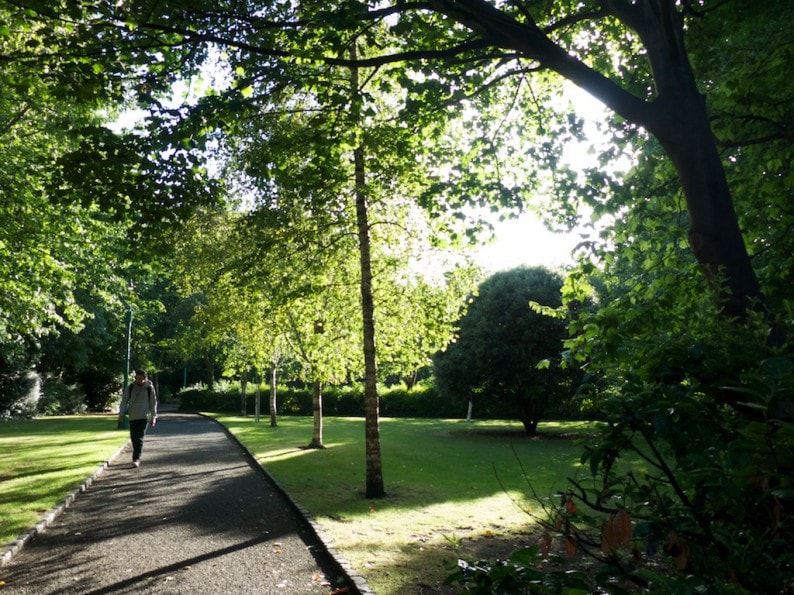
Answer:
[
  {"left": 118, "top": 301, "right": 133, "bottom": 430},
  {"left": 124, "top": 303, "right": 133, "bottom": 388}
]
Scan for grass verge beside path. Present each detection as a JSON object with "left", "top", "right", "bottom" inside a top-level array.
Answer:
[
  {"left": 0, "top": 415, "right": 128, "bottom": 548},
  {"left": 214, "top": 415, "right": 596, "bottom": 595}
]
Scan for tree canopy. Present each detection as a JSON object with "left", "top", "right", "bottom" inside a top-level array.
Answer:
[{"left": 6, "top": 0, "right": 791, "bottom": 321}]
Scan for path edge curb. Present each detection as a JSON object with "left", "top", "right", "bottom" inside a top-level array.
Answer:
[
  {"left": 0, "top": 438, "right": 130, "bottom": 568},
  {"left": 202, "top": 413, "right": 375, "bottom": 595}
]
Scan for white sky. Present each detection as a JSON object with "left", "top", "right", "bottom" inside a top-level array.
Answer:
[
  {"left": 472, "top": 83, "right": 611, "bottom": 273},
  {"left": 473, "top": 216, "right": 583, "bottom": 272}
]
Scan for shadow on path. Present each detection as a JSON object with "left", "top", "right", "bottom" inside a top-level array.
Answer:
[{"left": 0, "top": 412, "right": 353, "bottom": 594}]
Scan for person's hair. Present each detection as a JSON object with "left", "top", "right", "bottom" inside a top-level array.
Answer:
[{"left": 134, "top": 369, "right": 147, "bottom": 378}]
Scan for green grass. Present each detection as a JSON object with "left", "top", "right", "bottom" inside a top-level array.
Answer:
[
  {"left": 1, "top": 414, "right": 606, "bottom": 594},
  {"left": 0, "top": 415, "right": 128, "bottom": 547},
  {"left": 213, "top": 416, "right": 602, "bottom": 594}
]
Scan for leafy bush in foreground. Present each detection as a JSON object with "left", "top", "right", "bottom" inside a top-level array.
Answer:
[{"left": 449, "top": 336, "right": 793, "bottom": 593}]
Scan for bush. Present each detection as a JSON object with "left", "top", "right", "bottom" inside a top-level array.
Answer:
[
  {"left": 0, "top": 370, "right": 110, "bottom": 418},
  {"left": 324, "top": 385, "right": 365, "bottom": 416},
  {"left": 71, "top": 368, "right": 120, "bottom": 412},
  {"left": 38, "top": 376, "right": 86, "bottom": 415},
  {"left": 381, "top": 384, "right": 461, "bottom": 418},
  {"left": 178, "top": 380, "right": 488, "bottom": 419},
  {"left": 0, "top": 371, "right": 39, "bottom": 419},
  {"left": 179, "top": 384, "right": 240, "bottom": 413}
]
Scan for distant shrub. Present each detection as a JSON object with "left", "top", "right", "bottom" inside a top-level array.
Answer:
[
  {"left": 0, "top": 371, "right": 39, "bottom": 419},
  {"left": 179, "top": 385, "right": 240, "bottom": 413},
  {"left": 380, "top": 384, "right": 461, "bottom": 418},
  {"left": 178, "top": 380, "right": 484, "bottom": 419},
  {"left": 38, "top": 376, "right": 86, "bottom": 415},
  {"left": 74, "top": 368, "right": 120, "bottom": 412}
]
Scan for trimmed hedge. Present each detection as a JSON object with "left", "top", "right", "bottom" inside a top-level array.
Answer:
[{"left": 177, "top": 382, "right": 513, "bottom": 419}]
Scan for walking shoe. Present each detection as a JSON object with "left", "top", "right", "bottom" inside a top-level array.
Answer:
[{"left": 133, "top": 460, "right": 140, "bottom": 468}]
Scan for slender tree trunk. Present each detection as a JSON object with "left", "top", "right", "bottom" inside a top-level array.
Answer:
[
  {"left": 351, "top": 47, "right": 385, "bottom": 498},
  {"left": 254, "top": 371, "right": 261, "bottom": 423},
  {"left": 269, "top": 365, "right": 278, "bottom": 427},
  {"left": 203, "top": 355, "right": 214, "bottom": 391},
  {"left": 356, "top": 142, "right": 384, "bottom": 498},
  {"left": 306, "top": 380, "right": 324, "bottom": 449},
  {"left": 402, "top": 370, "right": 417, "bottom": 391},
  {"left": 241, "top": 371, "right": 247, "bottom": 416}
]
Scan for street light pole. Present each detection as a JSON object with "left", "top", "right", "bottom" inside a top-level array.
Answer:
[
  {"left": 124, "top": 304, "right": 133, "bottom": 388},
  {"left": 118, "top": 302, "right": 133, "bottom": 430}
]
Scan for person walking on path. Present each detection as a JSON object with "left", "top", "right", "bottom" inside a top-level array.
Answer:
[{"left": 119, "top": 368, "right": 158, "bottom": 467}]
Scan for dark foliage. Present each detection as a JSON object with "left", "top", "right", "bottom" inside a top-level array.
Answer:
[{"left": 434, "top": 267, "right": 571, "bottom": 434}]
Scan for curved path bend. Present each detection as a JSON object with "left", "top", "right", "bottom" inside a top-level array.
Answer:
[{"left": 1, "top": 411, "right": 362, "bottom": 594}]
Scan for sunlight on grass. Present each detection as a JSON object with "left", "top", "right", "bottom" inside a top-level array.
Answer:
[
  {"left": 321, "top": 493, "right": 543, "bottom": 594},
  {"left": 0, "top": 416, "right": 128, "bottom": 546},
  {"left": 254, "top": 440, "right": 353, "bottom": 463},
  {"left": 214, "top": 414, "right": 601, "bottom": 594},
  {"left": 2, "top": 413, "right": 636, "bottom": 594}
]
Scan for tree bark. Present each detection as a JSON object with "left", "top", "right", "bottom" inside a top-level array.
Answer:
[
  {"left": 254, "top": 372, "right": 261, "bottom": 423},
  {"left": 650, "top": 94, "right": 762, "bottom": 319},
  {"left": 351, "top": 47, "right": 385, "bottom": 498},
  {"left": 269, "top": 365, "right": 278, "bottom": 427},
  {"left": 402, "top": 370, "right": 417, "bottom": 391},
  {"left": 356, "top": 144, "right": 385, "bottom": 498},
  {"left": 203, "top": 355, "right": 214, "bottom": 391},
  {"left": 306, "top": 380, "right": 324, "bottom": 449},
  {"left": 241, "top": 372, "right": 247, "bottom": 416}
]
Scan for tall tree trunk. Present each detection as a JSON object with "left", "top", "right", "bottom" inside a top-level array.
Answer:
[
  {"left": 351, "top": 47, "right": 385, "bottom": 498},
  {"left": 269, "top": 365, "right": 278, "bottom": 427},
  {"left": 650, "top": 93, "right": 762, "bottom": 320},
  {"left": 625, "top": 3, "right": 762, "bottom": 319},
  {"left": 306, "top": 380, "right": 324, "bottom": 449},
  {"left": 356, "top": 142, "right": 384, "bottom": 498}
]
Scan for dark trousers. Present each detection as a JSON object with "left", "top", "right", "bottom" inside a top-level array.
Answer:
[{"left": 129, "top": 419, "right": 148, "bottom": 461}]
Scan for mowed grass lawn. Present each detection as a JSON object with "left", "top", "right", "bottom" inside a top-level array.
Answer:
[
  {"left": 1, "top": 414, "right": 603, "bottom": 594},
  {"left": 0, "top": 415, "right": 128, "bottom": 547},
  {"left": 213, "top": 416, "right": 600, "bottom": 594}
]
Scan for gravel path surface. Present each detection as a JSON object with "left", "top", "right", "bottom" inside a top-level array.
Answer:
[{"left": 0, "top": 412, "right": 356, "bottom": 594}]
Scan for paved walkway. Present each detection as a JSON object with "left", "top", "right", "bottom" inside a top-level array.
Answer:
[{"left": 1, "top": 412, "right": 358, "bottom": 594}]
